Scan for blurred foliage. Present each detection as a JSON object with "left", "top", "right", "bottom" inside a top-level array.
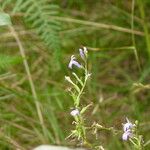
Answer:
[{"left": 0, "top": 0, "right": 150, "bottom": 149}]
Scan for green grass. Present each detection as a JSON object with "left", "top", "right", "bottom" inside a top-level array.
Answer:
[{"left": 0, "top": 0, "right": 150, "bottom": 149}]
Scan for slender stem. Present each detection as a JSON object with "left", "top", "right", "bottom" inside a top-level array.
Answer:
[
  {"left": 8, "top": 25, "right": 47, "bottom": 139},
  {"left": 76, "top": 77, "right": 87, "bottom": 107},
  {"left": 131, "top": 0, "right": 141, "bottom": 72},
  {"left": 76, "top": 114, "right": 93, "bottom": 149},
  {"left": 137, "top": 0, "right": 150, "bottom": 58},
  {"left": 76, "top": 61, "right": 88, "bottom": 107},
  {"left": 51, "top": 16, "right": 144, "bottom": 36}
]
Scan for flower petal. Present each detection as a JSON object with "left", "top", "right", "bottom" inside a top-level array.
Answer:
[
  {"left": 79, "top": 48, "right": 85, "bottom": 59},
  {"left": 70, "top": 109, "right": 80, "bottom": 116},
  {"left": 68, "top": 55, "right": 82, "bottom": 69},
  {"left": 122, "top": 131, "right": 132, "bottom": 141}
]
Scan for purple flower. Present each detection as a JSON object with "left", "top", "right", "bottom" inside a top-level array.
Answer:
[
  {"left": 122, "top": 118, "right": 135, "bottom": 141},
  {"left": 122, "top": 130, "right": 132, "bottom": 141},
  {"left": 68, "top": 55, "right": 82, "bottom": 69},
  {"left": 79, "top": 47, "right": 88, "bottom": 60},
  {"left": 70, "top": 109, "right": 80, "bottom": 116},
  {"left": 79, "top": 49, "right": 84, "bottom": 59},
  {"left": 123, "top": 118, "right": 134, "bottom": 132}
]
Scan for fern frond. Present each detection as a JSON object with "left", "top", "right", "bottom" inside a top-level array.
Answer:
[
  {"left": 11, "top": 0, "right": 61, "bottom": 51},
  {"left": 1, "top": 0, "right": 62, "bottom": 69}
]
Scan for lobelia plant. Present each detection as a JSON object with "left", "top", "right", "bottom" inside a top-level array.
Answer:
[
  {"left": 65, "top": 47, "right": 106, "bottom": 150},
  {"left": 65, "top": 47, "right": 90, "bottom": 144},
  {"left": 65, "top": 48, "right": 145, "bottom": 150}
]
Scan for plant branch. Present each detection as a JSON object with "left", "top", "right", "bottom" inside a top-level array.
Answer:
[{"left": 51, "top": 16, "right": 144, "bottom": 36}]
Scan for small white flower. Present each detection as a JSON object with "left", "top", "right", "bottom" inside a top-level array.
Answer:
[{"left": 70, "top": 109, "right": 79, "bottom": 116}]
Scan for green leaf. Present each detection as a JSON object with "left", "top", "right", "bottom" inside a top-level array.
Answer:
[
  {"left": 0, "top": 12, "right": 12, "bottom": 26},
  {"left": 72, "top": 72, "right": 84, "bottom": 86},
  {"left": 65, "top": 76, "right": 80, "bottom": 93},
  {"left": 80, "top": 103, "right": 92, "bottom": 114}
]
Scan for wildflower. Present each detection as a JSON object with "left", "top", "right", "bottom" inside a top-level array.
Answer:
[
  {"left": 122, "top": 118, "right": 134, "bottom": 141},
  {"left": 122, "top": 130, "right": 132, "bottom": 141},
  {"left": 79, "top": 49, "right": 85, "bottom": 59},
  {"left": 79, "top": 47, "right": 88, "bottom": 60},
  {"left": 70, "top": 109, "right": 80, "bottom": 116},
  {"left": 68, "top": 55, "right": 82, "bottom": 69},
  {"left": 123, "top": 118, "right": 134, "bottom": 132}
]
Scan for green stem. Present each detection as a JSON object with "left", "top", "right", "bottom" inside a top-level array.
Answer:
[
  {"left": 76, "top": 61, "right": 88, "bottom": 107},
  {"left": 131, "top": 0, "right": 141, "bottom": 72},
  {"left": 76, "top": 77, "right": 87, "bottom": 107},
  {"left": 137, "top": 0, "right": 150, "bottom": 59}
]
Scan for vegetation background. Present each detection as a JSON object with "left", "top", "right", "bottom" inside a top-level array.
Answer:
[{"left": 0, "top": 0, "right": 149, "bottom": 149}]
